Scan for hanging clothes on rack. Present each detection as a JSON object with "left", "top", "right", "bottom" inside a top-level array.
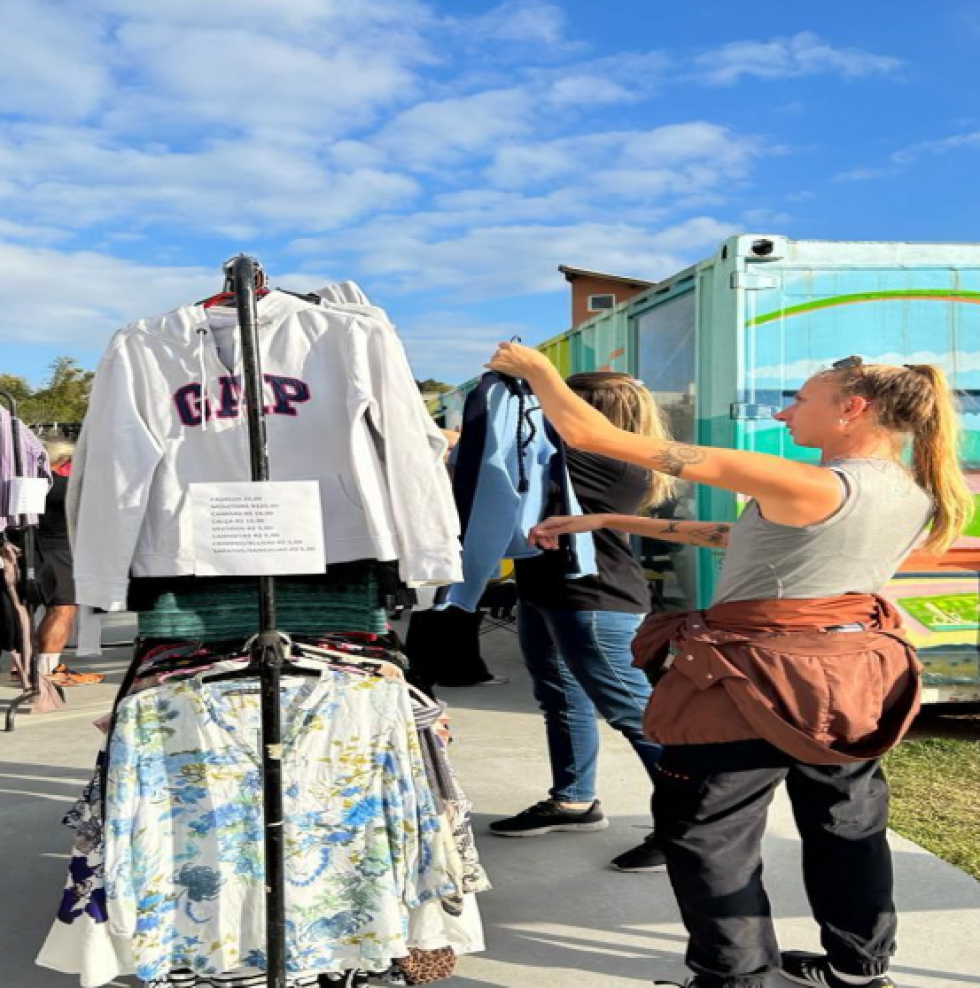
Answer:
[
  {"left": 38, "top": 638, "right": 487, "bottom": 987},
  {"left": 41, "top": 269, "right": 482, "bottom": 988},
  {"left": 1, "top": 397, "right": 61, "bottom": 718},
  {"left": 67, "top": 290, "right": 461, "bottom": 613},
  {"left": 0, "top": 404, "right": 51, "bottom": 531}
]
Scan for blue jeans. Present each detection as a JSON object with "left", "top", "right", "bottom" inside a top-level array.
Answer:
[{"left": 517, "top": 602, "right": 663, "bottom": 803}]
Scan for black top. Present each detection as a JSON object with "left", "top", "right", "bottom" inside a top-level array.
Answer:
[
  {"left": 515, "top": 450, "right": 650, "bottom": 613},
  {"left": 38, "top": 473, "right": 70, "bottom": 547}
]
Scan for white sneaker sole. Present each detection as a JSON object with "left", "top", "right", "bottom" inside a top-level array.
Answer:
[
  {"left": 611, "top": 862, "right": 668, "bottom": 873},
  {"left": 490, "top": 819, "right": 610, "bottom": 837}
]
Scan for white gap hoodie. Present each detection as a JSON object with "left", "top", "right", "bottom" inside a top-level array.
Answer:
[{"left": 68, "top": 290, "right": 461, "bottom": 611}]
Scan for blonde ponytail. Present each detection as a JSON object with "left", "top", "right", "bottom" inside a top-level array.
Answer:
[
  {"left": 825, "top": 361, "right": 974, "bottom": 553},
  {"left": 904, "top": 365, "right": 975, "bottom": 554}
]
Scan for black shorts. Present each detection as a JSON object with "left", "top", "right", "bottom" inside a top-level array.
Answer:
[{"left": 38, "top": 544, "right": 76, "bottom": 607}]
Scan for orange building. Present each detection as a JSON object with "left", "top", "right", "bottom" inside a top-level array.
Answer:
[{"left": 558, "top": 265, "right": 654, "bottom": 328}]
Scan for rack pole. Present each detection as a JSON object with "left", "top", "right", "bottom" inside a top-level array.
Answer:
[{"left": 228, "top": 255, "right": 288, "bottom": 988}]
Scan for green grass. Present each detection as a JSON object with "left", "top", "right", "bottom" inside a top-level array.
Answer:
[{"left": 884, "top": 738, "right": 980, "bottom": 881}]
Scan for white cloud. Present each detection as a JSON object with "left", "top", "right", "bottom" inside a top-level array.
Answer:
[
  {"left": 534, "top": 52, "right": 670, "bottom": 106},
  {"left": 891, "top": 130, "right": 980, "bottom": 165},
  {"left": 0, "top": 241, "right": 340, "bottom": 349},
  {"left": 546, "top": 76, "right": 636, "bottom": 106},
  {"left": 92, "top": 0, "right": 430, "bottom": 29},
  {"left": 834, "top": 128, "right": 980, "bottom": 182},
  {"left": 334, "top": 215, "right": 737, "bottom": 301},
  {"left": 0, "top": 244, "right": 215, "bottom": 348},
  {"left": 396, "top": 312, "right": 540, "bottom": 383},
  {"left": 105, "top": 23, "right": 423, "bottom": 136},
  {"left": 371, "top": 89, "right": 535, "bottom": 168},
  {"left": 0, "top": 218, "right": 71, "bottom": 245},
  {"left": 694, "top": 32, "right": 901, "bottom": 86},
  {"left": 487, "top": 122, "right": 760, "bottom": 193},
  {"left": 0, "top": 0, "right": 112, "bottom": 120},
  {"left": 0, "top": 0, "right": 797, "bottom": 385},
  {"left": 0, "top": 124, "right": 420, "bottom": 236},
  {"left": 0, "top": 237, "right": 530, "bottom": 384},
  {"left": 465, "top": 1, "right": 571, "bottom": 47}
]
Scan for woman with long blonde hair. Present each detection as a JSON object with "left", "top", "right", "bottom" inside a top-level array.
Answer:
[
  {"left": 488, "top": 344, "right": 972, "bottom": 988},
  {"left": 489, "top": 371, "right": 678, "bottom": 873}
]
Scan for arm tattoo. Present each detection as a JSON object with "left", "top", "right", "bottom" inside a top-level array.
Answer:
[
  {"left": 664, "top": 520, "right": 681, "bottom": 535},
  {"left": 690, "top": 524, "right": 730, "bottom": 547},
  {"left": 651, "top": 442, "right": 709, "bottom": 477}
]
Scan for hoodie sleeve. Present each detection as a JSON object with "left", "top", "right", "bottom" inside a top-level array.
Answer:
[
  {"left": 69, "top": 337, "right": 165, "bottom": 611},
  {"left": 347, "top": 317, "right": 462, "bottom": 586}
]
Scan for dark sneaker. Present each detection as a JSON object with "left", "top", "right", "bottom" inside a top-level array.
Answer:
[
  {"left": 780, "top": 952, "right": 896, "bottom": 987},
  {"left": 611, "top": 832, "right": 667, "bottom": 872},
  {"left": 489, "top": 798, "right": 609, "bottom": 837}
]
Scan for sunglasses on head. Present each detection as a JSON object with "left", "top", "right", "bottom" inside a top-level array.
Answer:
[{"left": 831, "top": 355, "right": 864, "bottom": 370}]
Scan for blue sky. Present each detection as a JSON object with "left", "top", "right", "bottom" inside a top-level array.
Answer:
[{"left": 2, "top": 0, "right": 980, "bottom": 387}]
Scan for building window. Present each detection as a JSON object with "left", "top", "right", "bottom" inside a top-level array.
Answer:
[{"left": 587, "top": 293, "right": 616, "bottom": 311}]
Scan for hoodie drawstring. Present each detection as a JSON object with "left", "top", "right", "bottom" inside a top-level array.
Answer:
[
  {"left": 196, "top": 327, "right": 210, "bottom": 432},
  {"left": 515, "top": 389, "right": 538, "bottom": 494}
]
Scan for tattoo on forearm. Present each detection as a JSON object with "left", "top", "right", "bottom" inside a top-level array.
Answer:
[
  {"left": 657, "top": 520, "right": 730, "bottom": 546},
  {"left": 691, "top": 524, "right": 730, "bottom": 546},
  {"left": 651, "top": 443, "right": 708, "bottom": 477}
]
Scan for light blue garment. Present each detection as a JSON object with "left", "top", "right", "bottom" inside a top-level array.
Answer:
[
  {"left": 440, "top": 376, "right": 596, "bottom": 612},
  {"left": 104, "top": 670, "right": 458, "bottom": 980}
]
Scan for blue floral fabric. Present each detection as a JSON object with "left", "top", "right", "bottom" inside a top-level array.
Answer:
[{"left": 104, "top": 669, "right": 458, "bottom": 982}]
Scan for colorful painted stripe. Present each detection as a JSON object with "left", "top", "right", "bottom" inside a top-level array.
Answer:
[{"left": 749, "top": 289, "right": 980, "bottom": 327}]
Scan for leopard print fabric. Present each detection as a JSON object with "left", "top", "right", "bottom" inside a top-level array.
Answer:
[{"left": 394, "top": 946, "right": 456, "bottom": 985}]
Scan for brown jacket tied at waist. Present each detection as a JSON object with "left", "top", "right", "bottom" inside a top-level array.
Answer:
[{"left": 631, "top": 594, "right": 922, "bottom": 765}]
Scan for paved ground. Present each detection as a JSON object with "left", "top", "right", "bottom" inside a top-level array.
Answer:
[{"left": 1, "top": 618, "right": 979, "bottom": 988}]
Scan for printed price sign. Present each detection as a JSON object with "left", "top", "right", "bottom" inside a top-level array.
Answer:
[
  {"left": 191, "top": 481, "right": 325, "bottom": 577},
  {"left": 8, "top": 477, "right": 49, "bottom": 516}
]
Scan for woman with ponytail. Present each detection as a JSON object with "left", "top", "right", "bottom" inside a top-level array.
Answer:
[{"left": 486, "top": 344, "right": 973, "bottom": 988}]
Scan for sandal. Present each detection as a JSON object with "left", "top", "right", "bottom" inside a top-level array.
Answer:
[{"left": 47, "top": 664, "right": 106, "bottom": 687}]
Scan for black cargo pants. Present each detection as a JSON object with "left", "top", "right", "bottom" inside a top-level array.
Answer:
[{"left": 653, "top": 739, "right": 896, "bottom": 988}]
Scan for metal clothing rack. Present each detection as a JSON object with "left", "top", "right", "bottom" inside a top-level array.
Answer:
[
  {"left": 223, "top": 255, "right": 290, "bottom": 988},
  {"left": 1, "top": 387, "right": 63, "bottom": 731}
]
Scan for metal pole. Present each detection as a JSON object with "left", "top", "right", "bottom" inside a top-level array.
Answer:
[{"left": 227, "top": 255, "right": 287, "bottom": 988}]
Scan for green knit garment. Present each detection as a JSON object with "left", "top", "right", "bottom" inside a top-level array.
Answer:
[{"left": 136, "top": 568, "right": 387, "bottom": 641}]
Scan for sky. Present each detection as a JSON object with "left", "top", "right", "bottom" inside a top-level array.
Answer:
[{"left": 2, "top": 0, "right": 980, "bottom": 387}]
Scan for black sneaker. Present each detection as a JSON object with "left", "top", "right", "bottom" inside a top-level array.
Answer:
[
  {"left": 489, "top": 798, "right": 609, "bottom": 837},
  {"left": 780, "top": 952, "right": 896, "bottom": 988},
  {"left": 611, "top": 832, "right": 667, "bottom": 872}
]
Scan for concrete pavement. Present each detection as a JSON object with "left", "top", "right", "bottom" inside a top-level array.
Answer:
[{"left": 1, "top": 619, "right": 978, "bottom": 988}]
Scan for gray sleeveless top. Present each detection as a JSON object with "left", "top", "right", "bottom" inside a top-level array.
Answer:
[{"left": 712, "top": 459, "right": 933, "bottom": 605}]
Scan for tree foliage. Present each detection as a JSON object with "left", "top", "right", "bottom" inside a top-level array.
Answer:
[
  {"left": 1, "top": 358, "right": 95, "bottom": 425},
  {"left": 415, "top": 378, "right": 452, "bottom": 394},
  {"left": 0, "top": 373, "right": 32, "bottom": 407}
]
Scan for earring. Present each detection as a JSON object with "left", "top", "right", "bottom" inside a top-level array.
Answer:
[{"left": 839, "top": 418, "right": 848, "bottom": 426}]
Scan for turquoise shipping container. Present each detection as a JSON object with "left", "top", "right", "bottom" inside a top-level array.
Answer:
[{"left": 436, "top": 235, "right": 980, "bottom": 704}]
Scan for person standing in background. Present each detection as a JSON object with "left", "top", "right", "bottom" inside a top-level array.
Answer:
[
  {"left": 36, "top": 439, "right": 103, "bottom": 687},
  {"left": 489, "top": 372, "right": 676, "bottom": 873}
]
